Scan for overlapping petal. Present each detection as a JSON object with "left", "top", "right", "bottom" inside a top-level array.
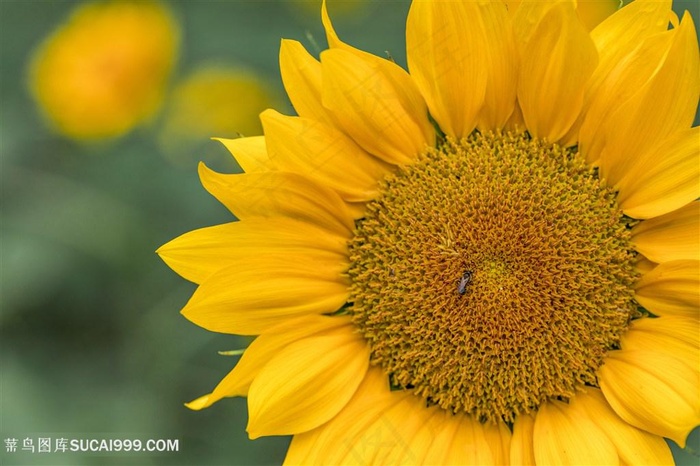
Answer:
[
  {"left": 533, "top": 399, "right": 618, "bottom": 464},
  {"left": 593, "top": 12, "right": 700, "bottom": 185},
  {"left": 186, "top": 315, "right": 353, "bottom": 410},
  {"left": 279, "top": 39, "right": 329, "bottom": 123},
  {"left": 618, "top": 130, "right": 700, "bottom": 219},
  {"left": 320, "top": 48, "right": 435, "bottom": 165},
  {"left": 579, "top": 31, "right": 674, "bottom": 163},
  {"left": 198, "top": 164, "right": 354, "bottom": 233},
  {"left": 571, "top": 388, "right": 674, "bottom": 465},
  {"left": 635, "top": 260, "right": 700, "bottom": 318},
  {"left": 284, "top": 367, "right": 401, "bottom": 465},
  {"left": 599, "top": 349, "right": 700, "bottom": 447},
  {"left": 621, "top": 316, "right": 700, "bottom": 369},
  {"left": 575, "top": 0, "right": 621, "bottom": 31},
  {"left": 285, "top": 366, "right": 509, "bottom": 465},
  {"left": 157, "top": 218, "right": 348, "bottom": 285},
  {"left": 180, "top": 253, "right": 349, "bottom": 335},
  {"left": 632, "top": 201, "right": 700, "bottom": 263},
  {"left": 514, "top": 1, "right": 598, "bottom": 142},
  {"left": 406, "top": 0, "right": 516, "bottom": 136},
  {"left": 260, "top": 109, "right": 390, "bottom": 202},
  {"left": 577, "top": 0, "right": 672, "bottom": 155},
  {"left": 510, "top": 413, "right": 536, "bottom": 465},
  {"left": 506, "top": 0, "right": 620, "bottom": 31},
  {"left": 247, "top": 324, "right": 369, "bottom": 438},
  {"left": 215, "top": 136, "right": 272, "bottom": 173}
]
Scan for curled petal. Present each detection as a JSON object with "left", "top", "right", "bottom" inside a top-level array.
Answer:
[
  {"left": 596, "top": 13, "right": 700, "bottom": 185},
  {"left": 579, "top": 0, "right": 672, "bottom": 160}
]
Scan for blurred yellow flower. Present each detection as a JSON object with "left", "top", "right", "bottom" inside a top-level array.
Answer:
[
  {"left": 158, "top": 65, "right": 276, "bottom": 158},
  {"left": 28, "top": 1, "right": 179, "bottom": 141}
]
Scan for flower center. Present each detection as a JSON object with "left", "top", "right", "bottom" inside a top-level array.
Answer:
[{"left": 347, "top": 131, "right": 638, "bottom": 423}]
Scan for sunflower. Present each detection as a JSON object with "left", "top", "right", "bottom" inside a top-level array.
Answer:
[
  {"left": 158, "top": 0, "right": 700, "bottom": 464},
  {"left": 29, "top": 1, "right": 179, "bottom": 141}
]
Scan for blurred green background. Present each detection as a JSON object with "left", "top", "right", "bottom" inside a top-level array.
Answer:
[
  {"left": 0, "top": 1, "right": 412, "bottom": 465},
  {"left": 1, "top": 1, "right": 698, "bottom": 465}
]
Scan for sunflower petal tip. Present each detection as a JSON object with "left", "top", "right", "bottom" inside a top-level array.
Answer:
[{"left": 184, "top": 394, "right": 211, "bottom": 411}]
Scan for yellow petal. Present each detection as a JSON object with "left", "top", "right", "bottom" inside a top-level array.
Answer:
[
  {"left": 511, "top": 413, "right": 536, "bottom": 465},
  {"left": 181, "top": 253, "right": 349, "bottom": 335},
  {"left": 632, "top": 201, "right": 700, "bottom": 262},
  {"left": 619, "top": 130, "right": 700, "bottom": 219},
  {"left": 575, "top": 0, "right": 620, "bottom": 31},
  {"left": 579, "top": 0, "right": 672, "bottom": 161},
  {"left": 592, "top": 0, "right": 671, "bottom": 50},
  {"left": 198, "top": 163, "right": 354, "bottom": 233},
  {"left": 320, "top": 0, "right": 380, "bottom": 65},
  {"left": 445, "top": 415, "right": 497, "bottom": 465},
  {"left": 260, "top": 109, "right": 390, "bottom": 202},
  {"left": 284, "top": 367, "right": 415, "bottom": 465},
  {"left": 477, "top": 4, "right": 519, "bottom": 131},
  {"left": 247, "top": 327, "right": 370, "bottom": 438},
  {"left": 571, "top": 388, "right": 674, "bottom": 465},
  {"left": 279, "top": 39, "right": 329, "bottom": 123},
  {"left": 581, "top": 0, "right": 672, "bottom": 157},
  {"left": 510, "top": 0, "right": 620, "bottom": 32},
  {"left": 635, "top": 260, "right": 700, "bottom": 318},
  {"left": 580, "top": 29, "right": 674, "bottom": 164},
  {"left": 516, "top": 1, "right": 599, "bottom": 142},
  {"left": 185, "top": 315, "right": 353, "bottom": 410},
  {"left": 596, "top": 13, "right": 700, "bottom": 185},
  {"left": 505, "top": 100, "right": 526, "bottom": 133},
  {"left": 369, "top": 399, "right": 432, "bottom": 465},
  {"left": 622, "top": 316, "right": 700, "bottom": 369},
  {"left": 320, "top": 0, "right": 354, "bottom": 52},
  {"left": 215, "top": 136, "right": 272, "bottom": 173},
  {"left": 157, "top": 218, "right": 348, "bottom": 284},
  {"left": 598, "top": 349, "right": 700, "bottom": 447},
  {"left": 406, "top": 0, "right": 489, "bottom": 137},
  {"left": 636, "top": 256, "right": 657, "bottom": 276},
  {"left": 533, "top": 398, "right": 618, "bottom": 465},
  {"left": 406, "top": 409, "right": 455, "bottom": 465},
  {"left": 483, "top": 420, "right": 512, "bottom": 465},
  {"left": 320, "top": 48, "right": 435, "bottom": 165},
  {"left": 283, "top": 367, "right": 391, "bottom": 465}
]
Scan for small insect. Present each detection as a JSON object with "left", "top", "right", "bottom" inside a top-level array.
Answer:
[{"left": 458, "top": 271, "right": 473, "bottom": 295}]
